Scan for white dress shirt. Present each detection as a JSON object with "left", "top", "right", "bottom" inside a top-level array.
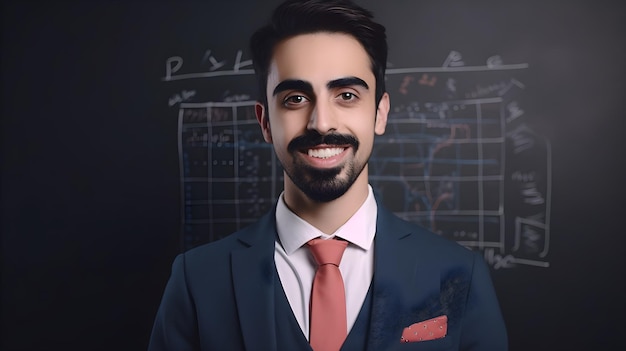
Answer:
[{"left": 274, "top": 185, "right": 377, "bottom": 340}]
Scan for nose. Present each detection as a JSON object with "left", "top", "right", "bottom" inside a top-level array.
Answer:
[{"left": 307, "top": 100, "right": 337, "bottom": 135}]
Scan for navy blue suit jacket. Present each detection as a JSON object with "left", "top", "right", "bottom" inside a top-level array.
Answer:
[{"left": 149, "top": 203, "right": 508, "bottom": 350}]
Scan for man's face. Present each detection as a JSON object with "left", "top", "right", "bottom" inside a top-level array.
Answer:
[{"left": 256, "top": 32, "right": 389, "bottom": 202}]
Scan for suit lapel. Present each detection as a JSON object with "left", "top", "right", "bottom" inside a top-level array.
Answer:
[
  {"left": 231, "top": 209, "right": 279, "bottom": 351},
  {"left": 228, "top": 199, "right": 444, "bottom": 350},
  {"left": 367, "top": 205, "right": 442, "bottom": 350}
]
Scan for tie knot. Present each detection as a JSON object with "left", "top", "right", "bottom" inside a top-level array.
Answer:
[{"left": 307, "top": 238, "right": 348, "bottom": 267}]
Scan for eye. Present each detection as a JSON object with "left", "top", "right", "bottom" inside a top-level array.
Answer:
[
  {"left": 283, "top": 95, "right": 309, "bottom": 106},
  {"left": 338, "top": 92, "right": 357, "bottom": 101}
]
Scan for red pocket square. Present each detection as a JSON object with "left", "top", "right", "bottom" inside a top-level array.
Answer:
[{"left": 400, "top": 315, "right": 448, "bottom": 343}]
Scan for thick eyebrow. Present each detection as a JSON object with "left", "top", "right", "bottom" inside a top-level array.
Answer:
[
  {"left": 327, "top": 76, "right": 369, "bottom": 90},
  {"left": 272, "top": 79, "right": 313, "bottom": 96},
  {"left": 272, "top": 77, "right": 369, "bottom": 97}
]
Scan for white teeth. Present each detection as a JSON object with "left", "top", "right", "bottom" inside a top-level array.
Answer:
[{"left": 307, "top": 148, "right": 344, "bottom": 159}]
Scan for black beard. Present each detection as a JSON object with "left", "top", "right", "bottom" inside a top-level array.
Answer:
[
  {"left": 283, "top": 130, "right": 363, "bottom": 203},
  {"left": 287, "top": 163, "right": 353, "bottom": 202}
]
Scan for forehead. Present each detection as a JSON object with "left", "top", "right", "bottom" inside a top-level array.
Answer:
[{"left": 267, "top": 32, "right": 374, "bottom": 89}]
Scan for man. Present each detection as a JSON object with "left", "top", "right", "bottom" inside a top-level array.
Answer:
[{"left": 149, "top": 0, "right": 508, "bottom": 350}]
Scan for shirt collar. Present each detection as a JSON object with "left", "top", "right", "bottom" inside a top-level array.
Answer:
[{"left": 276, "top": 185, "right": 378, "bottom": 255}]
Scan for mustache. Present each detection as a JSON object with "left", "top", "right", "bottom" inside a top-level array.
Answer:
[{"left": 287, "top": 131, "right": 359, "bottom": 153}]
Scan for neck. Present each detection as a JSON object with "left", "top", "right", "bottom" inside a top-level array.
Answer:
[{"left": 283, "top": 167, "right": 370, "bottom": 234}]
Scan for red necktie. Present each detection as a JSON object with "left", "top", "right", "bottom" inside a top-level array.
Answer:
[{"left": 307, "top": 238, "right": 349, "bottom": 351}]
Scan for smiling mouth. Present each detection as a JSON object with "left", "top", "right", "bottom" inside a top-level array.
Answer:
[{"left": 306, "top": 147, "right": 346, "bottom": 159}]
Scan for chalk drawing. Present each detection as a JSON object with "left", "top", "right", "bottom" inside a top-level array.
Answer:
[{"left": 166, "top": 49, "right": 551, "bottom": 269}]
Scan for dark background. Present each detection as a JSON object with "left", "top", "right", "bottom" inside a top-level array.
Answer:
[{"left": 2, "top": 0, "right": 624, "bottom": 350}]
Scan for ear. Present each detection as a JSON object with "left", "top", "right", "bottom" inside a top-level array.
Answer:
[
  {"left": 255, "top": 102, "right": 273, "bottom": 143},
  {"left": 374, "top": 92, "right": 389, "bottom": 135}
]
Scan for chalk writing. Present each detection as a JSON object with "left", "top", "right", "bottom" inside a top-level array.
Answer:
[
  {"left": 442, "top": 51, "right": 465, "bottom": 68},
  {"left": 506, "top": 101, "right": 524, "bottom": 123},
  {"left": 398, "top": 75, "right": 414, "bottom": 95},
  {"left": 164, "top": 49, "right": 254, "bottom": 82},
  {"left": 202, "top": 50, "right": 226, "bottom": 71},
  {"left": 233, "top": 50, "right": 253, "bottom": 72},
  {"left": 486, "top": 55, "right": 503, "bottom": 68},
  {"left": 223, "top": 93, "right": 252, "bottom": 103},
  {"left": 513, "top": 216, "right": 550, "bottom": 260},
  {"left": 521, "top": 182, "right": 545, "bottom": 205},
  {"left": 169, "top": 90, "right": 197, "bottom": 107},
  {"left": 165, "top": 50, "right": 551, "bottom": 268},
  {"left": 418, "top": 73, "right": 438, "bottom": 87},
  {"left": 166, "top": 56, "right": 183, "bottom": 80},
  {"left": 484, "top": 248, "right": 516, "bottom": 270},
  {"left": 446, "top": 78, "right": 457, "bottom": 96},
  {"left": 511, "top": 171, "right": 535, "bottom": 182},
  {"left": 507, "top": 124, "right": 535, "bottom": 154}
]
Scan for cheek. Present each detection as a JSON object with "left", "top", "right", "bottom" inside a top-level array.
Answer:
[
  {"left": 268, "top": 116, "right": 297, "bottom": 149},
  {"left": 353, "top": 122, "right": 376, "bottom": 143},
  {"left": 353, "top": 125, "right": 377, "bottom": 158},
  {"left": 358, "top": 133, "right": 375, "bottom": 152},
  {"left": 271, "top": 109, "right": 308, "bottom": 135}
]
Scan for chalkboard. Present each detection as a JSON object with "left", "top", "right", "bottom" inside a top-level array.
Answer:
[
  {"left": 1, "top": 1, "right": 624, "bottom": 350},
  {"left": 168, "top": 42, "right": 553, "bottom": 271}
]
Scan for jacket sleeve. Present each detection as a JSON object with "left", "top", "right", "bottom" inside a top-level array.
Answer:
[
  {"left": 148, "top": 254, "right": 200, "bottom": 351},
  {"left": 459, "top": 252, "right": 509, "bottom": 350}
]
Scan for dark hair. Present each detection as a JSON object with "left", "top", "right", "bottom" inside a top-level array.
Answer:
[{"left": 250, "top": 0, "right": 387, "bottom": 107}]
